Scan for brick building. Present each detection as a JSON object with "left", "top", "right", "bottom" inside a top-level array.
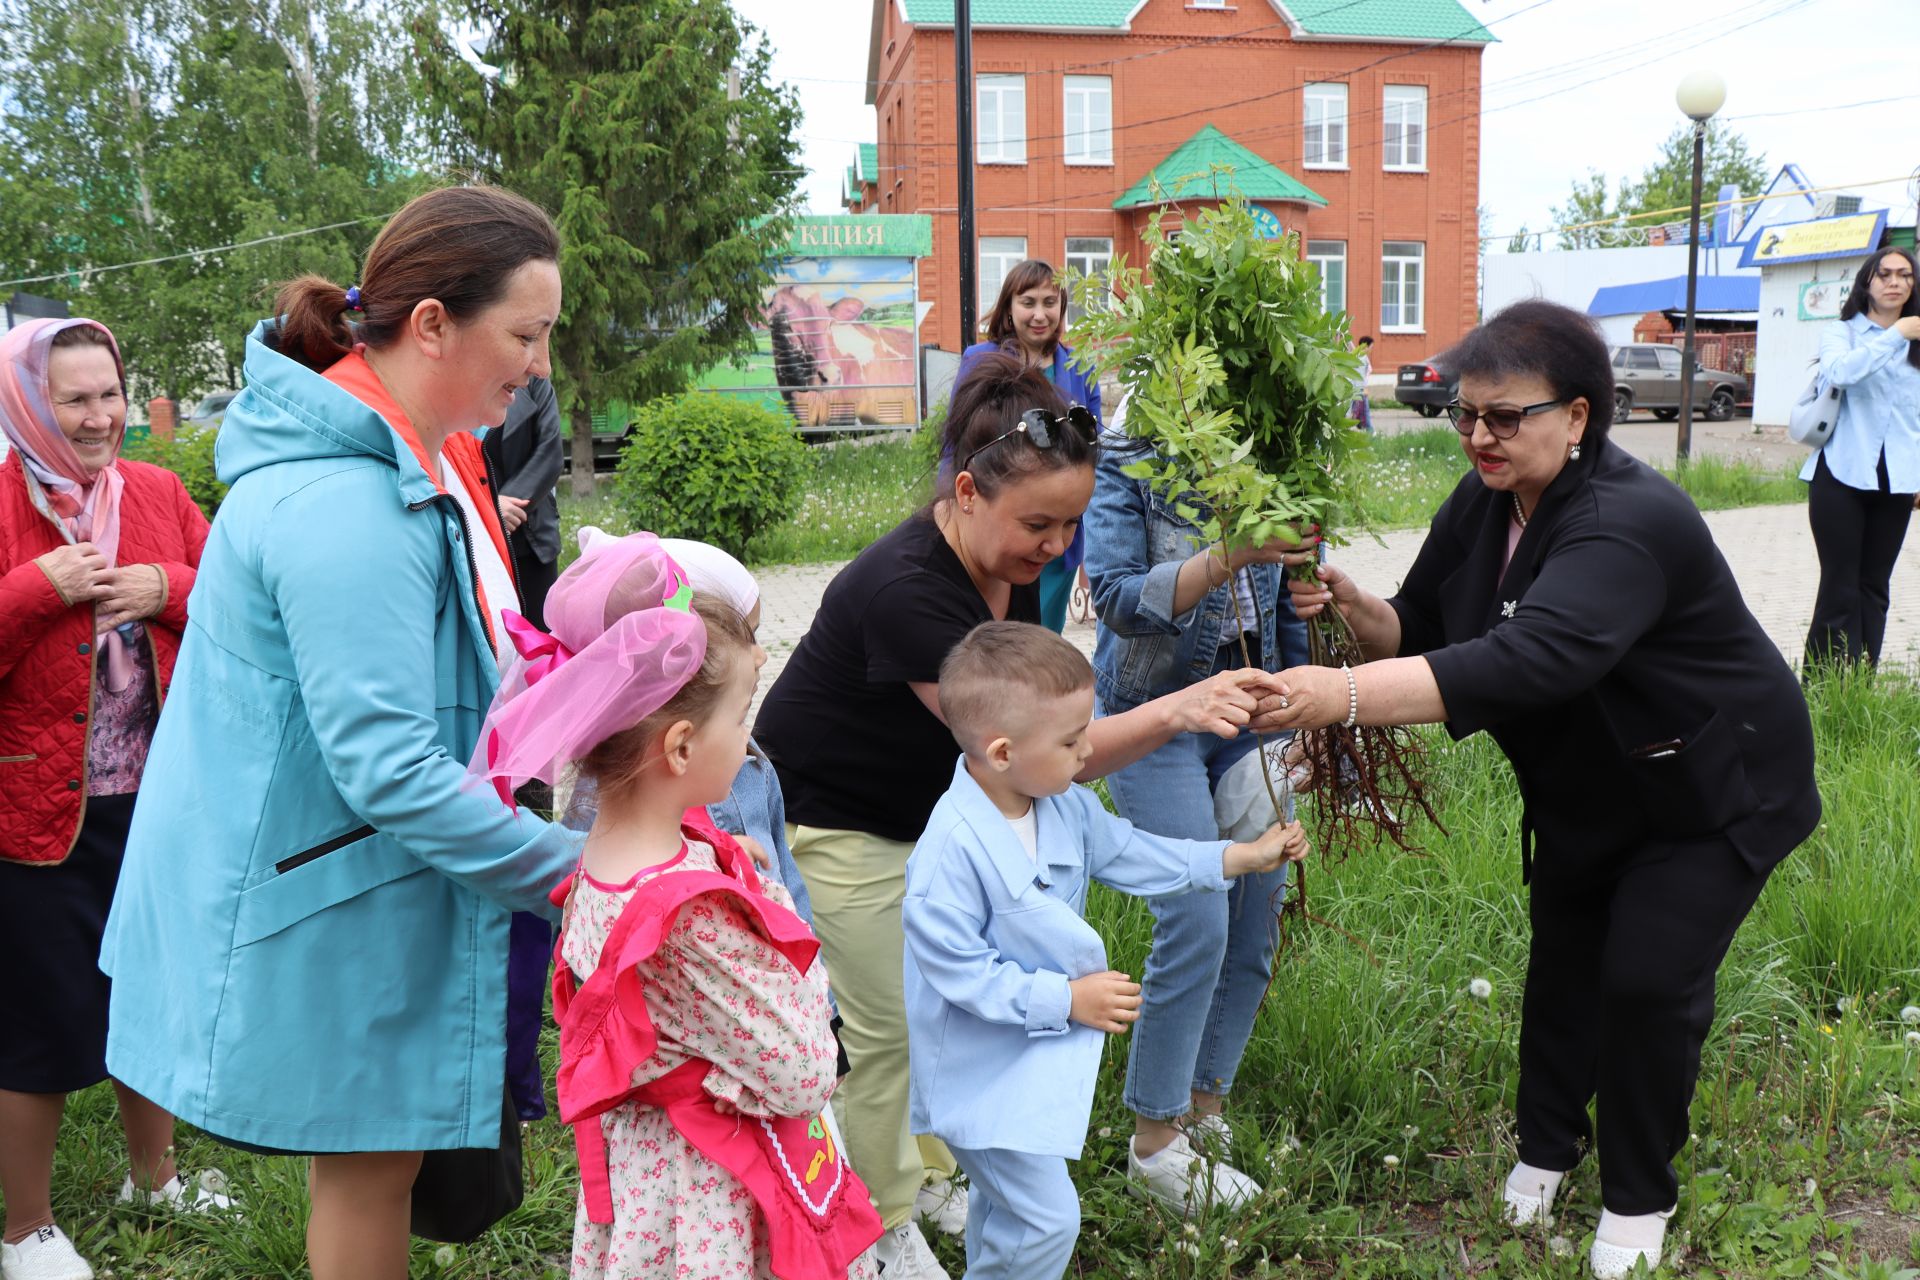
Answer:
[{"left": 852, "top": 0, "right": 1493, "bottom": 371}]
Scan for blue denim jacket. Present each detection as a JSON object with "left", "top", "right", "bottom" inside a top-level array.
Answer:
[
  {"left": 1084, "top": 425, "right": 1309, "bottom": 710},
  {"left": 1799, "top": 314, "right": 1920, "bottom": 493}
]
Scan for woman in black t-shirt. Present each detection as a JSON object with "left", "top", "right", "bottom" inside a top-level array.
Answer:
[{"left": 754, "top": 353, "right": 1289, "bottom": 1271}]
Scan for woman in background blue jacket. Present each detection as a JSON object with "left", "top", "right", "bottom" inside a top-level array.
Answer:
[
  {"left": 955, "top": 260, "right": 1101, "bottom": 631},
  {"left": 1800, "top": 245, "right": 1920, "bottom": 668}
]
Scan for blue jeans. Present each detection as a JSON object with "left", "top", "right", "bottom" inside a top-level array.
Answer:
[{"left": 1102, "top": 648, "right": 1290, "bottom": 1121}]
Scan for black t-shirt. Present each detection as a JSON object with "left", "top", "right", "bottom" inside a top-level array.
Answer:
[{"left": 755, "top": 514, "right": 1039, "bottom": 843}]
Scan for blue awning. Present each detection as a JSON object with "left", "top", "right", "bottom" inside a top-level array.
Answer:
[{"left": 1586, "top": 275, "right": 1759, "bottom": 317}]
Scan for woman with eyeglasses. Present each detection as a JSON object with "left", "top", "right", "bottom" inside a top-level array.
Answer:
[
  {"left": 753, "top": 351, "right": 1289, "bottom": 1279},
  {"left": 955, "top": 260, "right": 1102, "bottom": 631},
  {"left": 1800, "top": 245, "right": 1920, "bottom": 668},
  {"left": 1262, "top": 300, "right": 1818, "bottom": 1280},
  {"left": 1078, "top": 390, "right": 1311, "bottom": 1213}
]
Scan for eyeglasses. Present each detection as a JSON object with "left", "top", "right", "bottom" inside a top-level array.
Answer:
[
  {"left": 960, "top": 404, "right": 1099, "bottom": 474},
  {"left": 1446, "top": 399, "right": 1566, "bottom": 440}
]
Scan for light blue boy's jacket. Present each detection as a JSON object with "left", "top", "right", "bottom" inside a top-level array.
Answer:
[
  {"left": 100, "top": 322, "right": 580, "bottom": 1153},
  {"left": 902, "top": 757, "right": 1230, "bottom": 1158}
]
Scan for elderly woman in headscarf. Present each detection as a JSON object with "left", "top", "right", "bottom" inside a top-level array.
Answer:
[{"left": 0, "top": 318, "right": 220, "bottom": 1280}]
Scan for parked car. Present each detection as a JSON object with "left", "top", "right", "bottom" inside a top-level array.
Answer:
[
  {"left": 183, "top": 389, "right": 239, "bottom": 432},
  {"left": 1609, "top": 344, "right": 1748, "bottom": 423},
  {"left": 1395, "top": 356, "right": 1457, "bottom": 417}
]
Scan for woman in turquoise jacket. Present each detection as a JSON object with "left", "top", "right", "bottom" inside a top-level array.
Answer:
[{"left": 100, "top": 186, "right": 579, "bottom": 1280}]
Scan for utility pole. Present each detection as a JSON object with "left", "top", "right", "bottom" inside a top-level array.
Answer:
[{"left": 954, "top": 0, "right": 976, "bottom": 350}]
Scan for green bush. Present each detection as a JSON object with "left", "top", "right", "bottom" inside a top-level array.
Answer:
[
  {"left": 911, "top": 398, "right": 948, "bottom": 475},
  {"left": 121, "top": 427, "right": 228, "bottom": 517},
  {"left": 610, "top": 392, "right": 807, "bottom": 557}
]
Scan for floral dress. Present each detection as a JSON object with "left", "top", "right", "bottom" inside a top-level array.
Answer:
[{"left": 560, "top": 838, "right": 879, "bottom": 1280}]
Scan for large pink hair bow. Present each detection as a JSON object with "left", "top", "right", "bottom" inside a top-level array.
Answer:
[{"left": 473, "top": 533, "right": 705, "bottom": 804}]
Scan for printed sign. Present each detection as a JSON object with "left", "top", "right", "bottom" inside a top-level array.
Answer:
[
  {"left": 1798, "top": 277, "right": 1854, "bottom": 322},
  {"left": 1738, "top": 210, "right": 1887, "bottom": 268},
  {"left": 782, "top": 215, "right": 933, "bottom": 259}
]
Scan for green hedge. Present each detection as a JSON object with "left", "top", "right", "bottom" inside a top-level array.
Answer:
[{"left": 120, "top": 428, "right": 227, "bottom": 517}]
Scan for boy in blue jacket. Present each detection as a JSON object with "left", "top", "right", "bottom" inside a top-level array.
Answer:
[{"left": 902, "top": 622, "right": 1307, "bottom": 1279}]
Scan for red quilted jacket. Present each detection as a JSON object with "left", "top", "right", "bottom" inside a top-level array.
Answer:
[{"left": 0, "top": 451, "right": 209, "bottom": 864}]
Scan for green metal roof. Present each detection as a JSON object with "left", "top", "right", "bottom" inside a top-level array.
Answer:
[
  {"left": 1277, "top": 0, "right": 1493, "bottom": 44},
  {"left": 898, "top": 0, "right": 1141, "bottom": 26},
  {"left": 1114, "top": 125, "right": 1327, "bottom": 210},
  {"left": 858, "top": 143, "right": 878, "bottom": 182}
]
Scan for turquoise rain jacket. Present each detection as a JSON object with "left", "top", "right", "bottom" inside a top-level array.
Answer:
[{"left": 101, "top": 323, "right": 580, "bottom": 1152}]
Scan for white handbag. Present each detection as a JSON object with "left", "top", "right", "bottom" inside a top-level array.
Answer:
[{"left": 1788, "top": 373, "right": 1842, "bottom": 448}]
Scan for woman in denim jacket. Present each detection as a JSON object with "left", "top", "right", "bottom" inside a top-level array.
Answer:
[{"left": 1081, "top": 395, "right": 1309, "bottom": 1211}]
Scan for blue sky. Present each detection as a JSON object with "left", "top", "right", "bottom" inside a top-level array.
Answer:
[{"left": 730, "top": 0, "right": 1920, "bottom": 242}]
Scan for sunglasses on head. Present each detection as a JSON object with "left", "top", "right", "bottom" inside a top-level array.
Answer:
[
  {"left": 960, "top": 404, "right": 1099, "bottom": 474},
  {"left": 1445, "top": 398, "right": 1566, "bottom": 440}
]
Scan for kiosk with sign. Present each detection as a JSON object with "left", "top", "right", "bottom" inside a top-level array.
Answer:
[{"left": 1749, "top": 209, "right": 1893, "bottom": 426}]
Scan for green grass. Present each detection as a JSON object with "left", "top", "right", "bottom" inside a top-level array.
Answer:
[{"left": 26, "top": 673, "right": 1920, "bottom": 1277}]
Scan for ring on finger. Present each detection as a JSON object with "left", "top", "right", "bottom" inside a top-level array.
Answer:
[{"left": 1278, "top": 694, "right": 1291, "bottom": 709}]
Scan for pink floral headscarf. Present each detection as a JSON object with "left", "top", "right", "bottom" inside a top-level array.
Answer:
[{"left": 1, "top": 317, "right": 134, "bottom": 687}]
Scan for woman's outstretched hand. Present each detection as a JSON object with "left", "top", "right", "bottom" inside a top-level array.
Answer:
[{"left": 1257, "top": 665, "right": 1351, "bottom": 733}]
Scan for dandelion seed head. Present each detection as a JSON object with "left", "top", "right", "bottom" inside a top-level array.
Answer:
[
  {"left": 1907, "top": 1031, "right": 1920, "bottom": 1047},
  {"left": 1548, "top": 1236, "right": 1574, "bottom": 1258},
  {"left": 1184, "top": 1222, "right": 1199, "bottom": 1237},
  {"left": 1468, "top": 977, "right": 1493, "bottom": 1000},
  {"left": 433, "top": 1246, "right": 457, "bottom": 1267},
  {"left": 1402, "top": 1124, "right": 1419, "bottom": 1139},
  {"left": 1382, "top": 1154, "right": 1400, "bottom": 1168},
  {"left": 1835, "top": 996, "right": 1853, "bottom": 1015},
  {"left": 1804, "top": 1178, "right": 1818, "bottom": 1197},
  {"left": 1901, "top": 1005, "right": 1920, "bottom": 1025}
]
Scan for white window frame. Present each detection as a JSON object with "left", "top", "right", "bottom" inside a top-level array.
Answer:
[
  {"left": 979, "top": 236, "right": 1028, "bottom": 316},
  {"left": 1381, "top": 241, "right": 1425, "bottom": 333},
  {"left": 1302, "top": 83, "right": 1348, "bottom": 170},
  {"left": 1064, "top": 236, "right": 1113, "bottom": 323},
  {"left": 1382, "top": 85, "right": 1427, "bottom": 172},
  {"left": 977, "top": 74, "right": 1026, "bottom": 165},
  {"left": 1191, "top": 0, "right": 1228, "bottom": 7},
  {"left": 1305, "top": 239, "right": 1346, "bottom": 315},
  {"left": 1062, "top": 75, "right": 1113, "bottom": 166}
]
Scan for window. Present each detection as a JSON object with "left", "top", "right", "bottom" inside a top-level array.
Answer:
[
  {"left": 1305, "top": 240, "right": 1347, "bottom": 314},
  {"left": 1613, "top": 348, "right": 1627, "bottom": 367},
  {"left": 977, "top": 74, "right": 1026, "bottom": 164},
  {"left": 1191, "top": 0, "right": 1228, "bottom": 6},
  {"left": 1064, "top": 237, "right": 1113, "bottom": 323},
  {"left": 1063, "top": 76, "right": 1113, "bottom": 165},
  {"left": 979, "top": 237, "right": 1028, "bottom": 316},
  {"left": 1381, "top": 241, "right": 1424, "bottom": 332},
  {"left": 1303, "top": 83, "right": 1347, "bottom": 169},
  {"left": 1628, "top": 348, "right": 1661, "bottom": 370},
  {"left": 1654, "top": 346, "right": 1683, "bottom": 372},
  {"left": 1382, "top": 85, "right": 1427, "bottom": 170}
]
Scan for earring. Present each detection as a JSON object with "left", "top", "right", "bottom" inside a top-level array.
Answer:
[
  {"left": 964, "top": 503, "right": 974, "bottom": 514},
  {"left": 1569, "top": 442, "right": 1582, "bottom": 460}
]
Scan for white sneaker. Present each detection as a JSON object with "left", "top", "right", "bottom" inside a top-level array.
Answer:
[
  {"left": 1502, "top": 1161, "right": 1565, "bottom": 1227},
  {"left": 1589, "top": 1206, "right": 1675, "bottom": 1278},
  {"left": 1128, "top": 1132, "right": 1262, "bottom": 1213},
  {"left": 913, "top": 1177, "right": 969, "bottom": 1236},
  {"left": 1181, "top": 1111, "right": 1233, "bottom": 1156},
  {"left": 117, "top": 1169, "right": 238, "bottom": 1215},
  {"left": 872, "top": 1221, "right": 950, "bottom": 1279},
  {"left": 0, "top": 1225, "right": 94, "bottom": 1280}
]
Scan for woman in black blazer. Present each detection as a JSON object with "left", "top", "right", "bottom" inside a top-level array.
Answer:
[{"left": 1265, "top": 300, "right": 1819, "bottom": 1280}]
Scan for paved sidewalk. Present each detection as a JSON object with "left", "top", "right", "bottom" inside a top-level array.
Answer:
[{"left": 754, "top": 501, "right": 1920, "bottom": 715}]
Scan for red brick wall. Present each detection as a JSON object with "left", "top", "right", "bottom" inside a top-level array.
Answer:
[{"left": 872, "top": 0, "right": 1485, "bottom": 369}]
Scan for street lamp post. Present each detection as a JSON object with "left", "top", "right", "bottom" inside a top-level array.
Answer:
[
  {"left": 1674, "top": 69, "right": 1726, "bottom": 463},
  {"left": 955, "top": 0, "right": 977, "bottom": 350}
]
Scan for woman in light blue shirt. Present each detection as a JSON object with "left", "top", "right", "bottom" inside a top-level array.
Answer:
[{"left": 1801, "top": 246, "right": 1920, "bottom": 667}]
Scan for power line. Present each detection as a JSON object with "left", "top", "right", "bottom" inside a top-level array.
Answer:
[
  {"left": 0, "top": 216, "right": 390, "bottom": 290},
  {"left": 1480, "top": 172, "right": 1918, "bottom": 245},
  {"left": 1722, "top": 91, "right": 1920, "bottom": 121}
]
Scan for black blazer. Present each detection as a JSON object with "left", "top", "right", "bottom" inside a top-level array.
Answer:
[
  {"left": 1389, "top": 435, "right": 1820, "bottom": 878},
  {"left": 482, "top": 377, "right": 564, "bottom": 564}
]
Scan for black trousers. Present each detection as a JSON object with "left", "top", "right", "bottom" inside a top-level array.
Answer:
[
  {"left": 1516, "top": 836, "right": 1772, "bottom": 1215},
  {"left": 1805, "top": 451, "right": 1914, "bottom": 667},
  {"left": 509, "top": 538, "right": 559, "bottom": 633}
]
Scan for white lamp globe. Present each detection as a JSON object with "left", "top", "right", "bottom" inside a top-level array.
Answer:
[{"left": 1676, "top": 70, "right": 1727, "bottom": 122}]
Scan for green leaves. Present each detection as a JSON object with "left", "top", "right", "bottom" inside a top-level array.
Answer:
[{"left": 1071, "top": 192, "right": 1367, "bottom": 554}]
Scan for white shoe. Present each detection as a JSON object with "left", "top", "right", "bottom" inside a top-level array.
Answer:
[
  {"left": 1128, "top": 1132, "right": 1262, "bottom": 1213},
  {"left": 0, "top": 1225, "right": 94, "bottom": 1280},
  {"left": 872, "top": 1221, "right": 950, "bottom": 1279},
  {"left": 913, "top": 1177, "right": 968, "bottom": 1236},
  {"left": 1181, "top": 1111, "right": 1232, "bottom": 1156},
  {"left": 1502, "top": 1161, "right": 1566, "bottom": 1227},
  {"left": 1589, "top": 1206, "right": 1674, "bottom": 1278},
  {"left": 117, "top": 1169, "right": 238, "bottom": 1215}
]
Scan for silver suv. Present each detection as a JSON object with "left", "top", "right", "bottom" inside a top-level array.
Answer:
[{"left": 1609, "top": 344, "right": 1748, "bottom": 423}]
